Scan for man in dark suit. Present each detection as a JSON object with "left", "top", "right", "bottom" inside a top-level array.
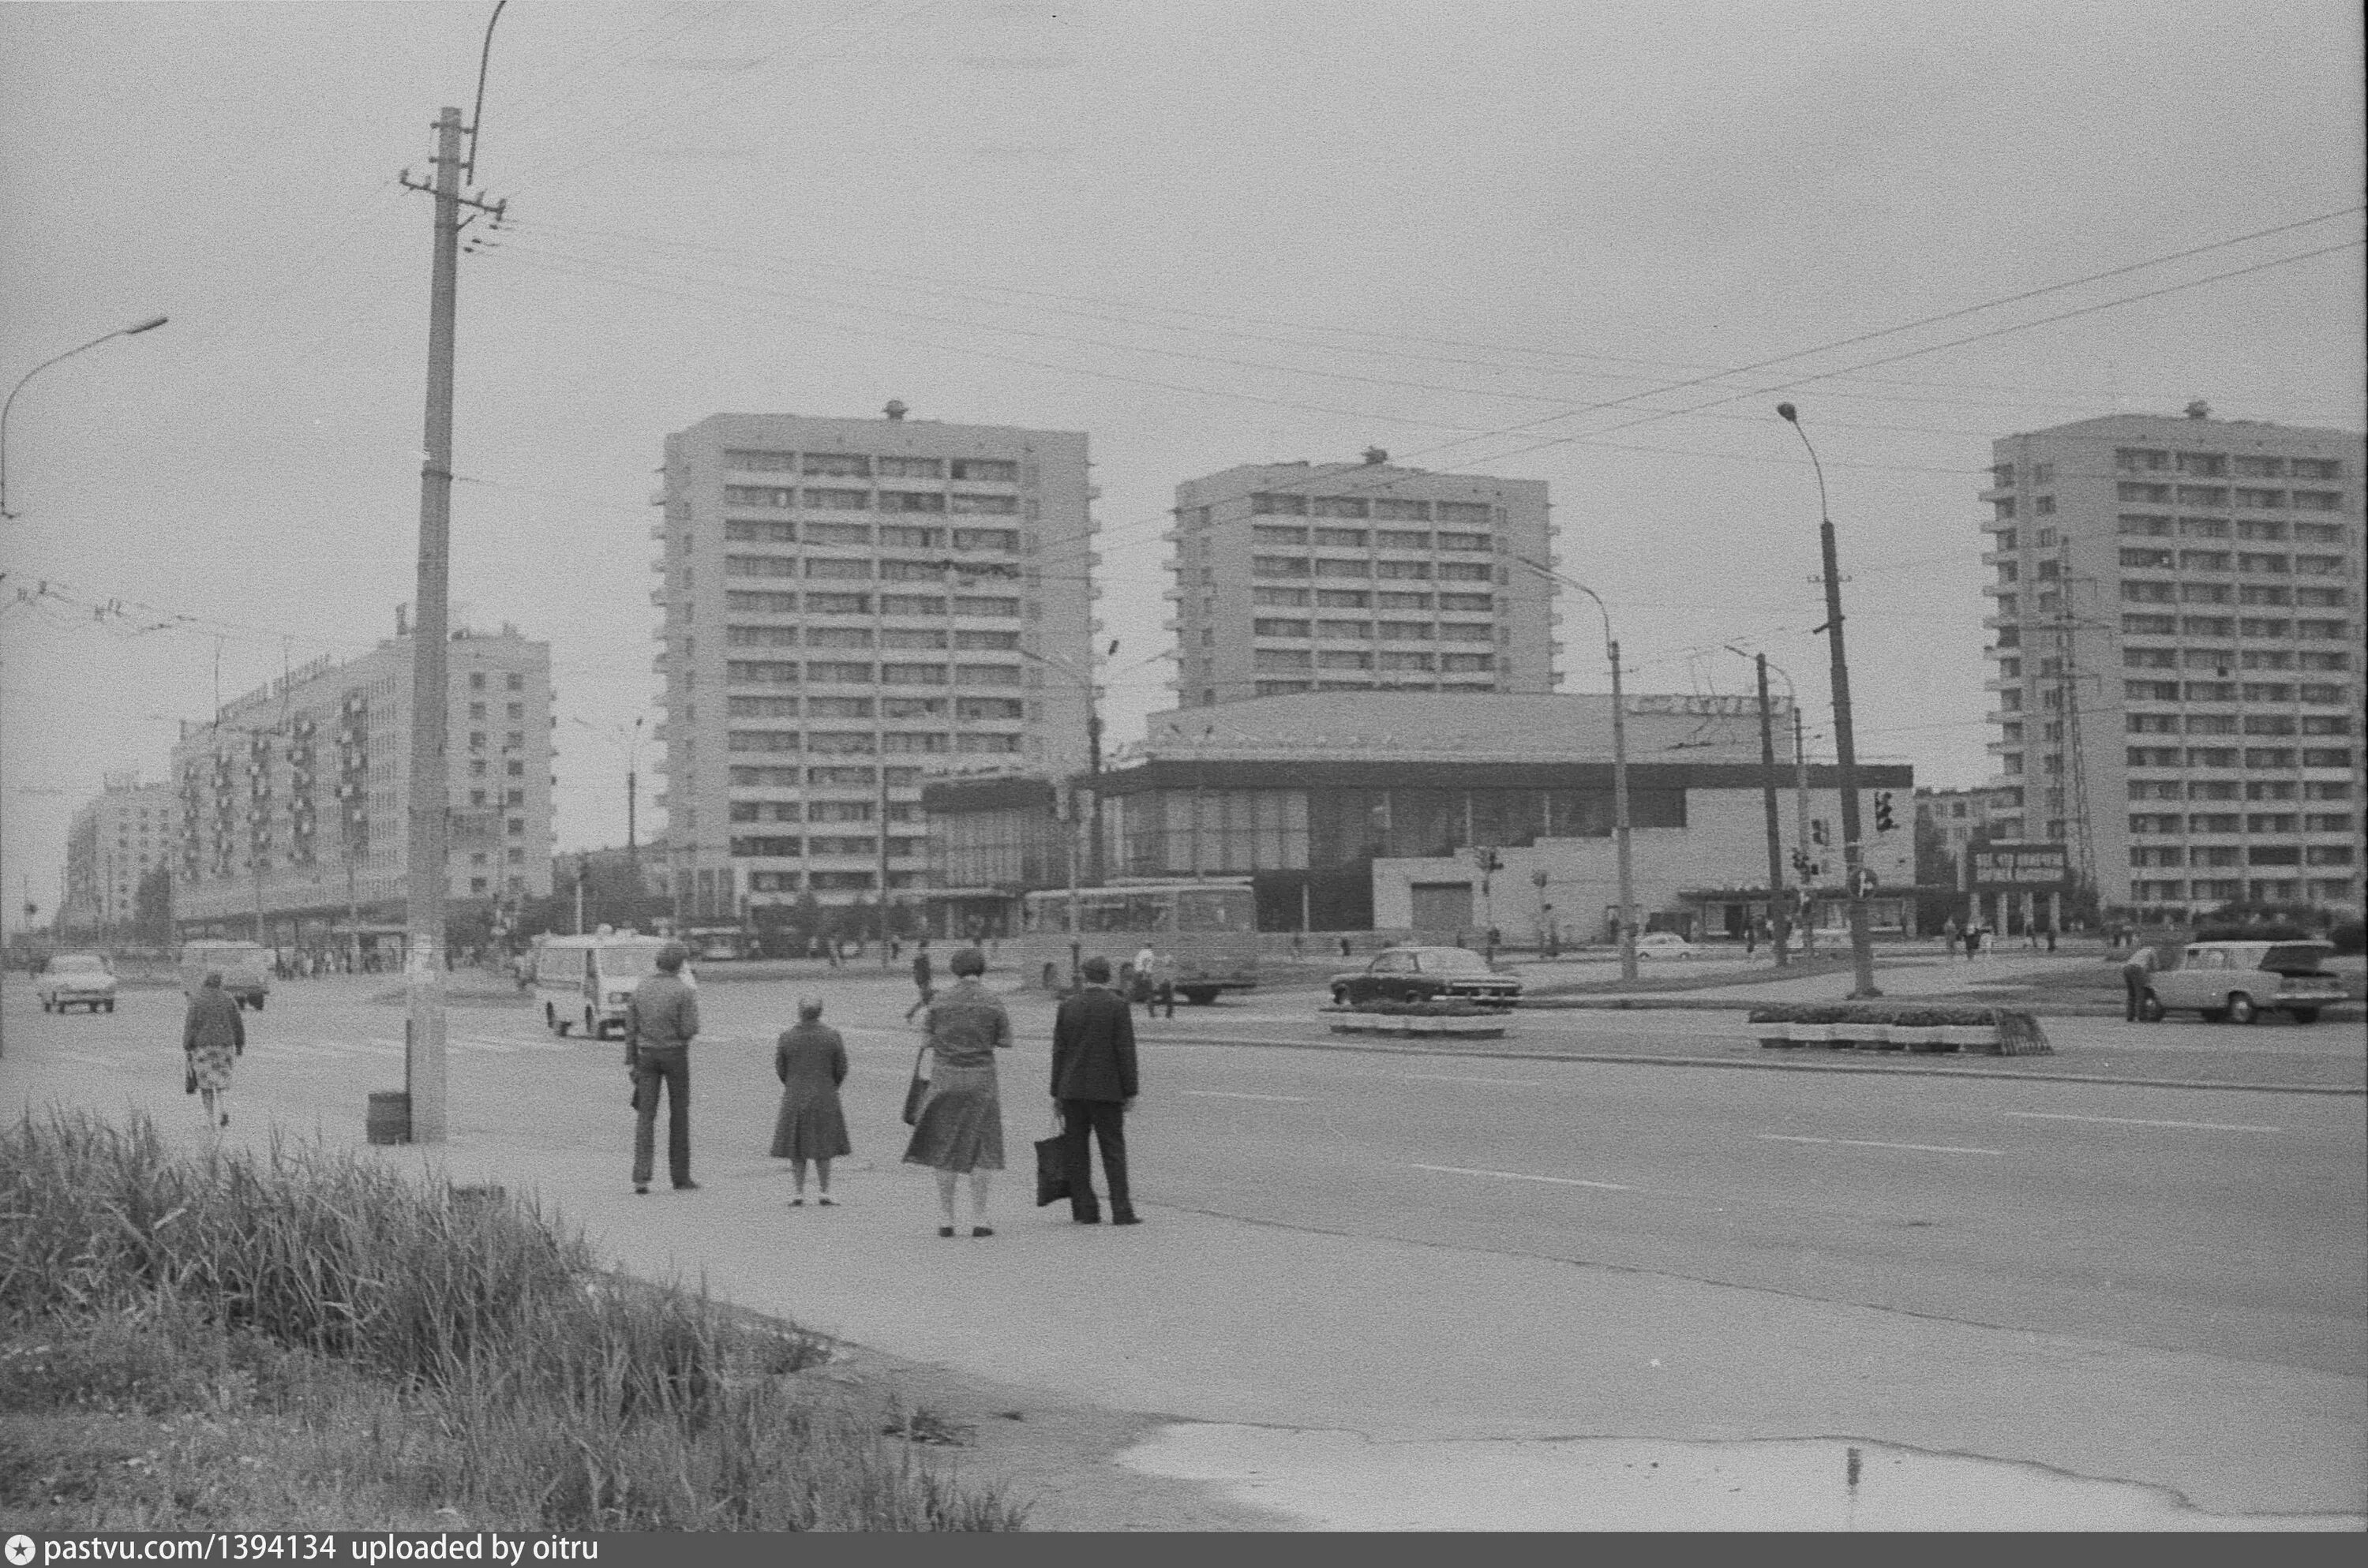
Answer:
[{"left": 1051, "top": 955, "right": 1140, "bottom": 1225}]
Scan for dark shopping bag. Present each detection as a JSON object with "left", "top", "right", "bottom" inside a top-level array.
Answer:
[
  {"left": 901, "top": 1043, "right": 931, "bottom": 1127},
  {"left": 1033, "top": 1135, "right": 1070, "bottom": 1208}
]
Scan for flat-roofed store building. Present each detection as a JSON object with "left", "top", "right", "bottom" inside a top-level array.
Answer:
[
  {"left": 1982, "top": 412, "right": 2362, "bottom": 920},
  {"left": 924, "top": 691, "right": 1914, "bottom": 942},
  {"left": 1168, "top": 456, "right": 1557, "bottom": 705},
  {"left": 654, "top": 410, "right": 1096, "bottom": 923},
  {"left": 169, "top": 621, "right": 554, "bottom": 948}
]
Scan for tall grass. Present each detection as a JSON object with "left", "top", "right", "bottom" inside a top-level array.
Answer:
[{"left": 2, "top": 1109, "right": 1024, "bottom": 1530}]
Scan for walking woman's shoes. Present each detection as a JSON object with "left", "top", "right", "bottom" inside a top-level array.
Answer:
[
  {"left": 972, "top": 1226, "right": 994, "bottom": 1238},
  {"left": 789, "top": 1197, "right": 804, "bottom": 1206},
  {"left": 939, "top": 1226, "right": 956, "bottom": 1237},
  {"left": 818, "top": 1196, "right": 837, "bottom": 1207}
]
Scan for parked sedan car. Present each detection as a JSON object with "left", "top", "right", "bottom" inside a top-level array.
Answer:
[
  {"left": 1330, "top": 945, "right": 1522, "bottom": 1007},
  {"left": 2142, "top": 940, "right": 2347, "bottom": 1025},
  {"left": 37, "top": 953, "right": 117, "bottom": 1013},
  {"left": 1635, "top": 933, "right": 1703, "bottom": 960}
]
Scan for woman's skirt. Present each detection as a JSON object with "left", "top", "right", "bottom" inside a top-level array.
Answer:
[
  {"left": 188, "top": 1042, "right": 236, "bottom": 1095},
  {"left": 900, "top": 1060, "right": 1004, "bottom": 1173},
  {"left": 770, "top": 1084, "right": 852, "bottom": 1161}
]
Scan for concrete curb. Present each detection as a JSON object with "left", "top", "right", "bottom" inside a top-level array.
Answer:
[{"left": 1151, "top": 1033, "right": 2368, "bottom": 1096}]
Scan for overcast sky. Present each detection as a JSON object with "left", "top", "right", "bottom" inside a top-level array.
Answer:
[{"left": 4, "top": 0, "right": 2362, "bottom": 926}]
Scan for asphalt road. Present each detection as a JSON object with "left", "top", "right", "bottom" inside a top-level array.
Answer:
[{"left": 9, "top": 967, "right": 2360, "bottom": 1383}]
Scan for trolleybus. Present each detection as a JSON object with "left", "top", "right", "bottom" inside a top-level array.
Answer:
[{"left": 1012, "top": 881, "right": 1257, "bottom": 1003}]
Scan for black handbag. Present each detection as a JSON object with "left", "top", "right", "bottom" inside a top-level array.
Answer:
[
  {"left": 1034, "top": 1133, "right": 1070, "bottom": 1207},
  {"left": 900, "top": 1043, "right": 931, "bottom": 1126},
  {"left": 184, "top": 1055, "right": 197, "bottom": 1095}
]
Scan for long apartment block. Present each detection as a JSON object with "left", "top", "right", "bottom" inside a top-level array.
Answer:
[
  {"left": 1167, "top": 455, "right": 1557, "bottom": 705},
  {"left": 169, "top": 619, "right": 555, "bottom": 939},
  {"left": 654, "top": 409, "right": 1096, "bottom": 917},
  {"left": 1980, "top": 411, "right": 2364, "bottom": 916}
]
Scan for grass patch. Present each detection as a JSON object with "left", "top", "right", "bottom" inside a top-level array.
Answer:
[{"left": 1, "top": 1109, "right": 1025, "bottom": 1531}]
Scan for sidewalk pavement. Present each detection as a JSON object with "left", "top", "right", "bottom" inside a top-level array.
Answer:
[{"left": 388, "top": 1125, "right": 2363, "bottom": 1525}]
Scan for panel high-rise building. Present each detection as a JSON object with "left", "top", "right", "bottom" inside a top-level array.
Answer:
[
  {"left": 1980, "top": 411, "right": 2362, "bottom": 917},
  {"left": 169, "top": 620, "right": 555, "bottom": 941},
  {"left": 1167, "top": 456, "right": 1557, "bottom": 705},
  {"left": 60, "top": 774, "right": 178, "bottom": 937},
  {"left": 654, "top": 409, "right": 1096, "bottom": 919}
]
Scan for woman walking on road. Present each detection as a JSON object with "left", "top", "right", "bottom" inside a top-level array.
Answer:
[
  {"left": 771, "top": 997, "right": 852, "bottom": 1205},
  {"left": 901, "top": 946, "right": 1010, "bottom": 1237},
  {"left": 182, "top": 971, "right": 244, "bottom": 1128}
]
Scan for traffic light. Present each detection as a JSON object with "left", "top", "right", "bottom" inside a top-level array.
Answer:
[
  {"left": 1471, "top": 846, "right": 1502, "bottom": 874},
  {"left": 1873, "top": 791, "right": 1897, "bottom": 833},
  {"left": 1811, "top": 819, "right": 1829, "bottom": 848}
]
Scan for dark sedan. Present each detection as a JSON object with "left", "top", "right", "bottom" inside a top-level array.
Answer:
[{"left": 1329, "top": 945, "right": 1522, "bottom": 1007}]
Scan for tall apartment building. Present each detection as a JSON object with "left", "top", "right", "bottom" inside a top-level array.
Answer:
[
  {"left": 59, "top": 773, "right": 178, "bottom": 936},
  {"left": 1167, "top": 455, "right": 1557, "bottom": 705},
  {"left": 654, "top": 409, "right": 1096, "bottom": 919},
  {"left": 170, "top": 620, "right": 555, "bottom": 941},
  {"left": 1980, "top": 411, "right": 2364, "bottom": 917}
]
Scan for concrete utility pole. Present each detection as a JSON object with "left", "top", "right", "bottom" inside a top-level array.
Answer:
[
  {"left": 1779, "top": 403, "right": 1879, "bottom": 998},
  {"left": 1753, "top": 653, "right": 1790, "bottom": 966},
  {"left": 399, "top": 107, "right": 463, "bottom": 1142}
]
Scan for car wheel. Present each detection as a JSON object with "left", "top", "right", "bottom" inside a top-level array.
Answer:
[
  {"left": 2226, "top": 993, "right": 2258, "bottom": 1026},
  {"left": 1331, "top": 984, "right": 1349, "bottom": 1006},
  {"left": 251, "top": 996, "right": 264, "bottom": 1012},
  {"left": 39, "top": 997, "right": 51, "bottom": 1012},
  {"left": 103, "top": 1000, "right": 114, "bottom": 1013},
  {"left": 2288, "top": 1009, "right": 2321, "bottom": 1025},
  {"left": 551, "top": 1005, "right": 571, "bottom": 1038},
  {"left": 2138, "top": 991, "right": 2164, "bottom": 1023}
]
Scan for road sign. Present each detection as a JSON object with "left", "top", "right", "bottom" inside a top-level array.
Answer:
[{"left": 1849, "top": 867, "right": 1879, "bottom": 899}]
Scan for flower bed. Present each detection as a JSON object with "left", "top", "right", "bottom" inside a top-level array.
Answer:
[{"left": 1745, "top": 1003, "right": 2051, "bottom": 1056}]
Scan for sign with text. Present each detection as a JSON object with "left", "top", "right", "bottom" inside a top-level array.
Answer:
[{"left": 1971, "top": 841, "right": 2072, "bottom": 893}]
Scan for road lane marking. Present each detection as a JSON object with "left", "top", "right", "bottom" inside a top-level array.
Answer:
[
  {"left": 1181, "top": 1090, "right": 1310, "bottom": 1102},
  {"left": 1759, "top": 1134, "right": 2002, "bottom": 1155},
  {"left": 1395, "top": 1072, "right": 1547, "bottom": 1087},
  {"left": 2002, "top": 1110, "right": 2281, "bottom": 1133},
  {"left": 1412, "top": 1162, "right": 1631, "bottom": 1191}
]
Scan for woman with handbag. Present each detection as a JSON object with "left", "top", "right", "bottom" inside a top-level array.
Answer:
[
  {"left": 182, "top": 970, "right": 245, "bottom": 1128},
  {"left": 771, "top": 997, "right": 852, "bottom": 1205},
  {"left": 901, "top": 945, "right": 1010, "bottom": 1237}
]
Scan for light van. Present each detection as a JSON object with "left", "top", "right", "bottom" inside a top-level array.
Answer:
[
  {"left": 533, "top": 933, "right": 680, "bottom": 1039},
  {"left": 179, "top": 941, "right": 273, "bottom": 1010}
]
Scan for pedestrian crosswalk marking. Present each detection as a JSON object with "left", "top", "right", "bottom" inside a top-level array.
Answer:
[
  {"left": 1412, "top": 1162, "right": 1630, "bottom": 1191},
  {"left": 1182, "top": 1090, "right": 1310, "bottom": 1102},
  {"left": 1759, "top": 1134, "right": 2001, "bottom": 1155}
]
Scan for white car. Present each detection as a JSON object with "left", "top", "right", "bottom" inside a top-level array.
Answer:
[
  {"left": 2142, "top": 940, "right": 2346, "bottom": 1025},
  {"left": 38, "top": 953, "right": 118, "bottom": 1013},
  {"left": 1635, "top": 933, "right": 1703, "bottom": 960}
]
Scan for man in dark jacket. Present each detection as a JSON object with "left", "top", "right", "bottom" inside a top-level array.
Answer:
[
  {"left": 627, "top": 942, "right": 703, "bottom": 1194},
  {"left": 1051, "top": 955, "right": 1141, "bottom": 1225}
]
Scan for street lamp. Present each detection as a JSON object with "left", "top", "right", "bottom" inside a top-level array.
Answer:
[
  {"left": 1776, "top": 402, "right": 1879, "bottom": 998},
  {"left": 1513, "top": 557, "right": 1636, "bottom": 982},
  {"left": 1725, "top": 645, "right": 1815, "bottom": 965},
  {"left": 1, "top": 315, "right": 168, "bottom": 519}
]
